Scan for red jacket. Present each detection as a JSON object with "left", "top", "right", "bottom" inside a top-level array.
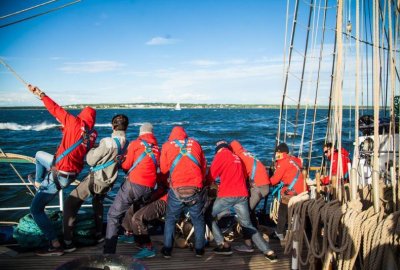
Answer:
[
  {"left": 121, "top": 133, "right": 160, "bottom": 188},
  {"left": 322, "top": 148, "right": 350, "bottom": 185},
  {"left": 160, "top": 126, "right": 207, "bottom": 189},
  {"left": 270, "top": 153, "right": 305, "bottom": 195},
  {"left": 230, "top": 140, "right": 270, "bottom": 187},
  {"left": 42, "top": 96, "right": 97, "bottom": 174},
  {"left": 208, "top": 148, "right": 248, "bottom": 198}
]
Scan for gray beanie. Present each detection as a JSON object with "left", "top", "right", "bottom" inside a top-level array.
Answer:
[{"left": 139, "top": 122, "right": 153, "bottom": 135}]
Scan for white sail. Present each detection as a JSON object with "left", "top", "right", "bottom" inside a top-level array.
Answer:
[{"left": 175, "top": 103, "right": 181, "bottom": 110}]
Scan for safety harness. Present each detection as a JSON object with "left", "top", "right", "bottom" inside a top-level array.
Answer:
[
  {"left": 126, "top": 140, "right": 158, "bottom": 176},
  {"left": 271, "top": 158, "right": 301, "bottom": 201},
  {"left": 90, "top": 137, "right": 128, "bottom": 172},
  {"left": 170, "top": 138, "right": 201, "bottom": 174},
  {"left": 50, "top": 126, "right": 95, "bottom": 190}
]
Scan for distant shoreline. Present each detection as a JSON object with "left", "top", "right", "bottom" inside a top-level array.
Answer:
[{"left": 0, "top": 103, "right": 352, "bottom": 110}]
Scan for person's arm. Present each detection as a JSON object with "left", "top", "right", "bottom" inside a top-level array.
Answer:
[
  {"left": 27, "top": 84, "right": 75, "bottom": 126},
  {"left": 121, "top": 141, "right": 135, "bottom": 173},
  {"left": 86, "top": 138, "right": 108, "bottom": 167},
  {"left": 270, "top": 162, "right": 285, "bottom": 186}
]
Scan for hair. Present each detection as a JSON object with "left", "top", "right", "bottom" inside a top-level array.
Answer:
[
  {"left": 111, "top": 114, "right": 129, "bottom": 131},
  {"left": 324, "top": 142, "right": 333, "bottom": 149}
]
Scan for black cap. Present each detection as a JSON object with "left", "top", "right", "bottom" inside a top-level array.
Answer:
[
  {"left": 276, "top": 143, "right": 289, "bottom": 154},
  {"left": 215, "top": 140, "right": 231, "bottom": 154}
]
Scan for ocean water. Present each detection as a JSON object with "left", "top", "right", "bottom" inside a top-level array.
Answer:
[{"left": 0, "top": 108, "right": 354, "bottom": 221}]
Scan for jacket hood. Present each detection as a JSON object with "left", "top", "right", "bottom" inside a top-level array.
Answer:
[
  {"left": 230, "top": 140, "right": 245, "bottom": 155},
  {"left": 168, "top": 126, "right": 188, "bottom": 141},
  {"left": 78, "top": 106, "right": 96, "bottom": 129},
  {"left": 139, "top": 133, "right": 158, "bottom": 145}
]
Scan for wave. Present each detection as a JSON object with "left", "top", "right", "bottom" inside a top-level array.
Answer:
[{"left": 0, "top": 122, "right": 59, "bottom": 131}]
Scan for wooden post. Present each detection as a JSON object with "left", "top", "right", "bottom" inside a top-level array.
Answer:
[
  {"left": 350, "top": 168, "right": 358, "bottom": 201},
  {"left": 316, "top": 171, "right": 321, "bottom": 196},
  {"left": 302, "top": 169, "right": 308, "bottom": 192},
  {"left": 331, "top": 175, "right": 337, "bottom": 200}
]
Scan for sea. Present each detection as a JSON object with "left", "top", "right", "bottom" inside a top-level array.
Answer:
[{"left": 0, "top": 108, "right": 355, "bottom": 222}]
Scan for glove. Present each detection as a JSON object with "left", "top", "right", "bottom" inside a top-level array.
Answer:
[{"left": 27, "top": 84, "right": 45, "bottom": 99}]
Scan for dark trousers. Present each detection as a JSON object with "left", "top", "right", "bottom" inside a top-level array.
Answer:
[
  {"left": 63, "top": 178, "right": 105, "bottom": 242},
  {"left": 276, "top": 203, "right": 288, "bottom": 234},
  {"left": 243, "top": 185, "right": 269, "bottom": 240},
  {"left": 131, "top": 199, "right": 167, "bottom": 245},
  {"left": 103, "top": 180, "right": 152, "bottom": 254}
]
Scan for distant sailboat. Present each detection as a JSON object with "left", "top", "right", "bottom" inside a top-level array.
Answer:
[{"left": 175, "top": 103, "right": 181, "bottom": 111}]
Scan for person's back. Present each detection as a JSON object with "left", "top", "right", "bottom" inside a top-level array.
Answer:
[
  {"left": 160, "top": 126, "right": 206, "bottom": 188},
  {"left": 160, "top": 126, "right": 207, "bottom": 259},
  {"left": 104, "top": 123, "right": 160, "bottom": 255},
  {"left": 63, "top": 114, "right": 129, "bottom": 252},
  {"left": 27, "top": 84, "right": 97, "bottom": 256}
]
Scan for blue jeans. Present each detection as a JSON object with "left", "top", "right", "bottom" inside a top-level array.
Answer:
[
  {"left": 163, "top": 188, "right": 205, "bottom": 251},
  {"left": 35, "top": 151, "right": 53, "bottom": 184},
  {"left": 30, "top": 190, "right": 58, "bottom": 241},
  {"left": 211, "top": 197, "right": 272, "bottom": 253},
  {"left": 104, "top": 180, "right": 152, "bottom": 254},
  {"left": 31, "top": 151, "right": 76, "bottom": 241}
]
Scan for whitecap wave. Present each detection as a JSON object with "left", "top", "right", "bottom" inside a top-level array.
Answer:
[{"left": 0, "top": 122, "right": 59, "bottom": 131}]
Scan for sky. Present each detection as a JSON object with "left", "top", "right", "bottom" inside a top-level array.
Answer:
[
  {"left": 0, "top": 0, "right": 292, "bottom": 106},
  {"left": 0, "top": 0, "right": 379, "bottom": 107}
]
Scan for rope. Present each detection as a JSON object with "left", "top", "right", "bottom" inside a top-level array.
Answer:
[
  {"left": 0, "top": 0, "right": 81, "bottom": 29},
  {"left": 0, "top": 0, "right": 59, "bottom": 19},
  {"left": 0, "top": 149, "right": 35, "bottom": 196},
  {"left": 0, "top": 58, "right": 28, "bottom": 86}
]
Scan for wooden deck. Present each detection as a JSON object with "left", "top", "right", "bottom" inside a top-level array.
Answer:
[{"left": 0, "top": 235, "right": 292, "bottom": 270}]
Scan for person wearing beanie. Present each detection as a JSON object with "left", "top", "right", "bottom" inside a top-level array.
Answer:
[
  {"left": 159, "top": 126, "right": 207, "bottom": 259},
  {"left": 103, "top": 122, "right": 160, "bottom": 254},
  {"left": 270, "top": 142, "right": 305, "bottom": 240},
  {"left": 63, "top": 114, "right": 129, "bottom": 253},
  {"left": 27, "top": 84, "right": 97, "bottom": 256},
  {"left": 230, "top": 140, "right": 271, "bottom": 253},
  {"left": 207, "top": 140, "right": 278, "bottom": 262}
]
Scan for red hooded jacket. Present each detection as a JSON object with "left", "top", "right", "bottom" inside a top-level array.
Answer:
[
  {"left": 321, "top": 148, "right": 350, "bottom": 185},
  {"left": 270, "top": 153, "right": 305, "bottom": 195},
  {"left": 42, "top": 96, "right": 97, "bottom": 174},
  {"left": 208, "top": 147, "right": 248, "bottom": 198},
  {"left": 160, "top": 126, "right": 207, "bottom": 189},
  {"left": 230, "top": 140, "right": 270, "bottom": 187},
  {"left": 122, "top": 133, "right": 160, "bottom": 188}
]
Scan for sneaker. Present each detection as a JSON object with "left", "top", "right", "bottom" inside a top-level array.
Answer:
[
  {"left": 118, "top": 234, "right": 134, "bottom": 244},
  {"left": 160, "top": 247, "right": 172, "bottom": 259},
  {"left": 234, "top": 244, "right": 254, "bottom": 253},
  {"left": 270, "top": 231, "right": 284, "bottom": 241},
  {"left": 36, "top": 245, "right": 64, "bottom": 256},
  {"left": 195, "top": 248, "right": 205, "bottom": 258},
  {"left": 63, "top": 242, "right": 76, "bottom": 253},
  {"left": 95, "top": 234, "right": 105, "bottom": 244},
  {"left": 133, "top": 247, "right": 156, "bottom": 259},
  {"left": 264, "top": 251, "right": 278, "bottom": 262},
  {"left": 213, "top": 245, "right": 233, "bottom": 255}
]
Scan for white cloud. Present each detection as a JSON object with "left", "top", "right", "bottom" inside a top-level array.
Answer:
[
  {"left": 59, "top": 61, "right": 125, "bottom": 73},
  {"left": 146, "top": 36, "right": 179, "bottom": 45},
  {"left": 189, "top": 60, "right": 219, "bottom": 67}
]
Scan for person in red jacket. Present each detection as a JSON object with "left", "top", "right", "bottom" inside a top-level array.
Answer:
[
  {"left": 208, "top": 141, "right": 277, "bottom": 262},
  {"left": 159, "top": 126, "right": 207, "bottom": 258},
  {"left": 270, "top": 143, "right": 305, "bottom": 240},
  {"left": 103, "top": 122, "right": 160, "bottom": 254},
  {"left": 230, "top": 140, "right": 270, "bottom": 253},
  {"left": 321, "top": 142, "right": 350, "bottom": 185},
  {"left": 27, "top": 85, "right": 97, "bottom": 256}
]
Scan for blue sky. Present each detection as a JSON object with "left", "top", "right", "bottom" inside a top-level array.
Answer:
[{"left": 0, "top": 0, "right": 291, "bottom": 106}]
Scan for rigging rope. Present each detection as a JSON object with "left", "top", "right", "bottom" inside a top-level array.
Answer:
[{"left": 0, "top": 0, "right": 59, "bottom": 20}]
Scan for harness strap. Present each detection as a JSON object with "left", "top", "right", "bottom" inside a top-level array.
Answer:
[
  {"left": 170, "top": 139, "right": 201, "bottom": 175},
  {"left": 126, "top": 140, "right": 157, "bottom": 176},
  {"left": 287, "top": 159, "right": 301, "bottom": 192},
  {"left": 55, "top": 127, "right": 94, "bottom": 164},
  {"left": 250, "top": 158, "right": 257, "bottom": 182},
  {"left": 91, "top": 137, "right": 128, "bottom": 172}
]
